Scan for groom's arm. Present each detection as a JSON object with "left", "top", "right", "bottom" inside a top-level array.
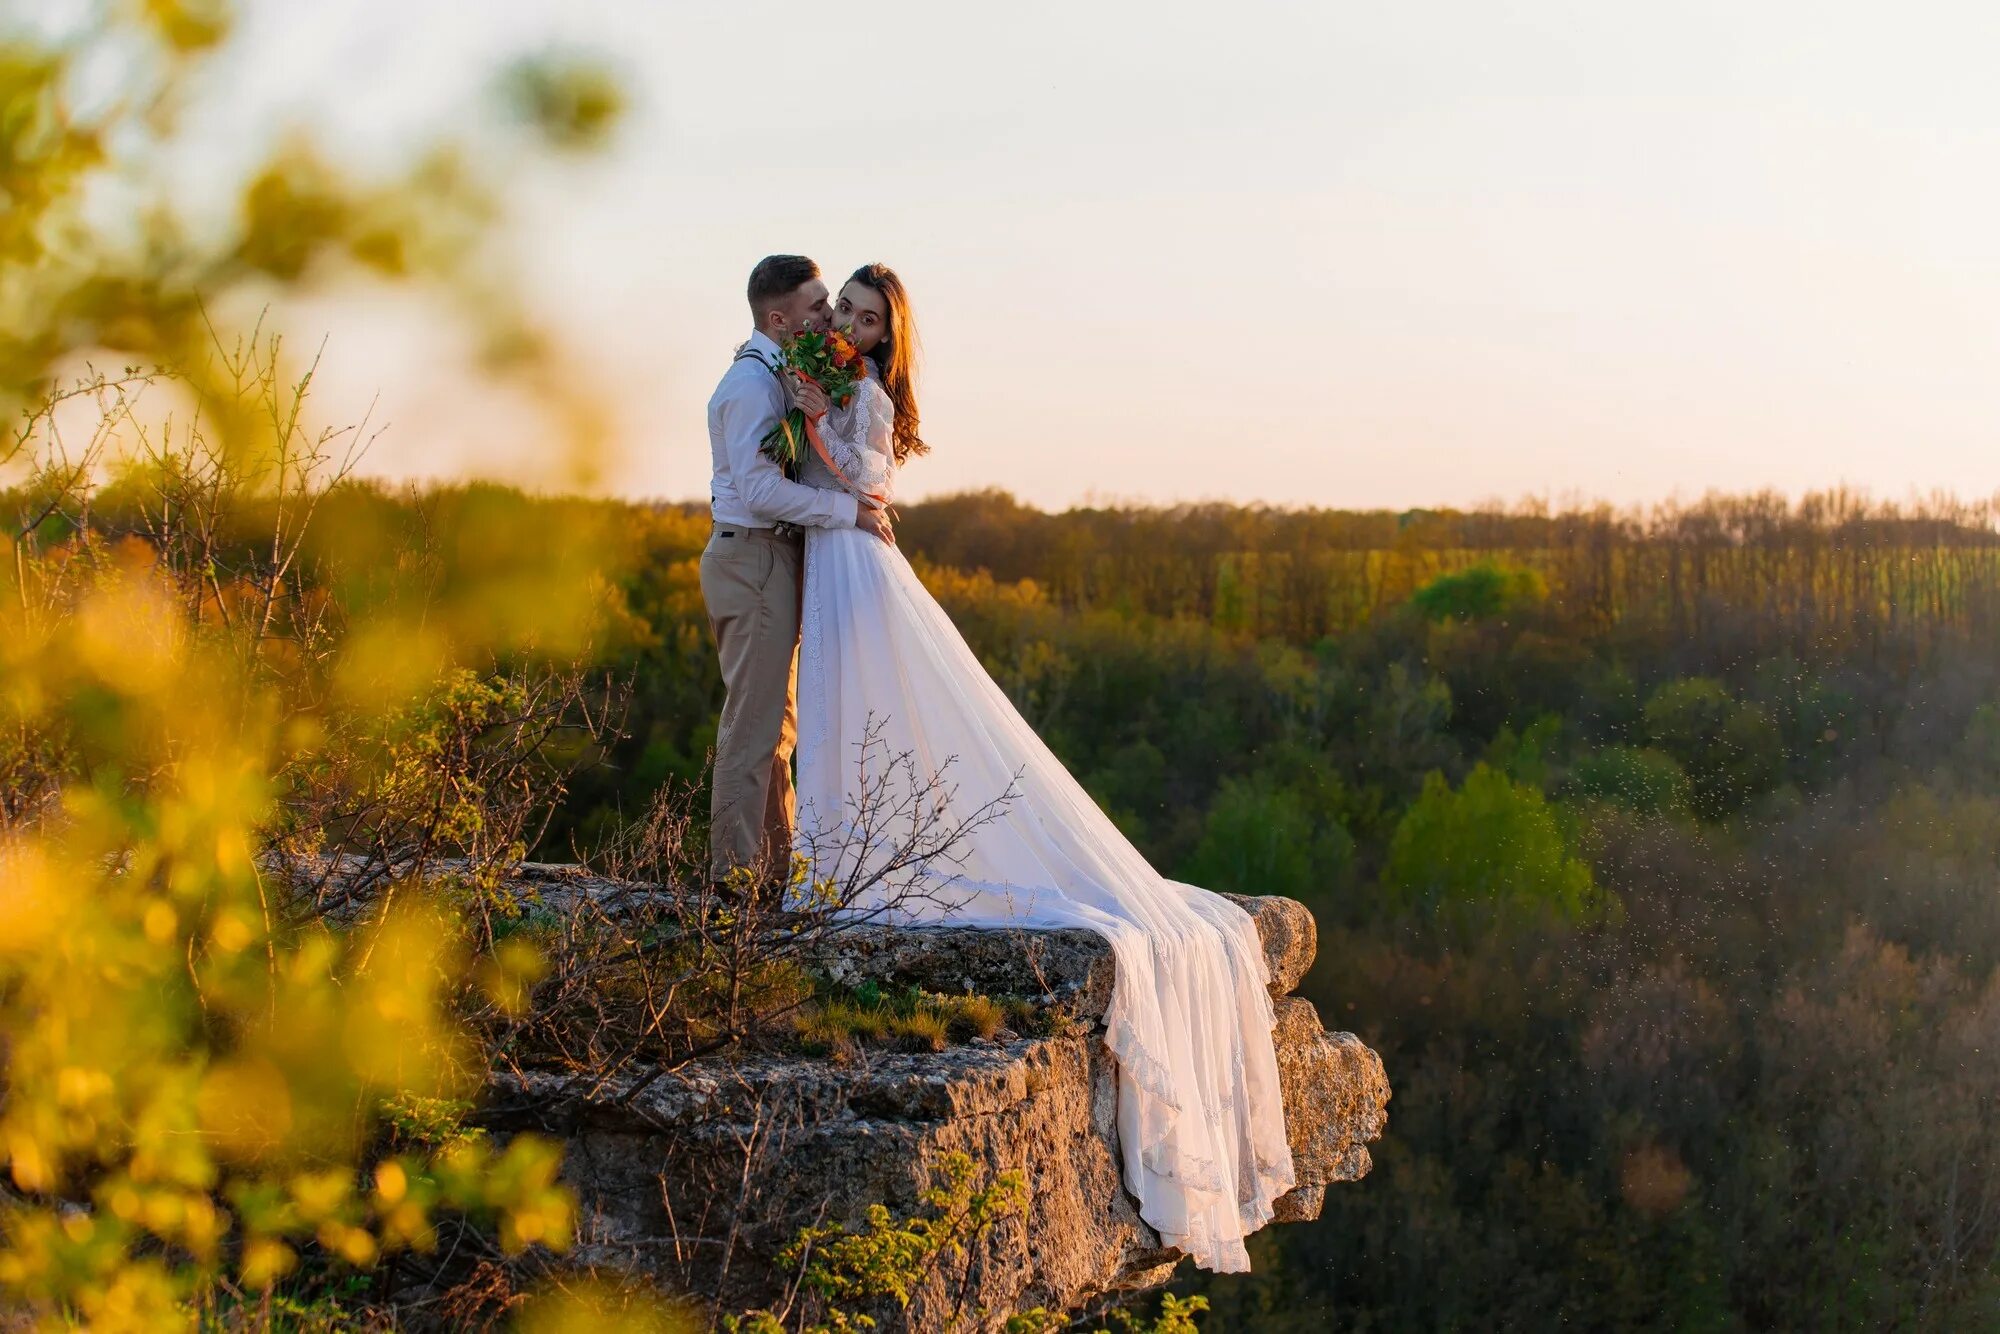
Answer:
[{"left": 718, "top": 377, "right": 858, "bottom": 529}]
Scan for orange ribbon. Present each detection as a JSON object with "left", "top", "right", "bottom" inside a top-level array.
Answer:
[{"left": 796, "top": 367, "right": 889, "bottom": 510}]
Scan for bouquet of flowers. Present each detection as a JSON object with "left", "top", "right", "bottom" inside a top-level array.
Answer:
[{"left": 759, "top": 327, "right": 868, "bottom": 473}]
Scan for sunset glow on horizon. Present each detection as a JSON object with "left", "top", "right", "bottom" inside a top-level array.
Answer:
[{"left": 170, "top": 0, "right": 2000, "bottom": 511}]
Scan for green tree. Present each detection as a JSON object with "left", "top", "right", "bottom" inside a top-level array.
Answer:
[
  {"left": 1957, "top": 703, "right": 2000, "bottom": 782},
  {"left": 1483, "top": 714, "right": 1563, "bottom": 789},
  {"left": 1180, "top": 775, "right": 1355, "bottom": 902},
  {"left": 1751, "top": 657, "right": 1854, "bottom": 790},
  {"left": 1567, "top": 745, "right": 1691, "bottom": 816},
  {"left": 1383, "top": 763, "right": 1603, "bottom": 923},
  {"left": 1641, "top": 678, "right": 1784, "bottom": 818},
  {"left": 1409, "top": 561, "right": 1546, "bottom": 623}
]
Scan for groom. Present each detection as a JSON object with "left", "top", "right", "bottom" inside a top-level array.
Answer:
[{"left": 703, "top": 254, "right": 894, "bottom": 889}]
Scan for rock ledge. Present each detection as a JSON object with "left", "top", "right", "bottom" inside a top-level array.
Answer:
[{"left": 483, "top": 869, "right": 1389, "bottom": 1328}]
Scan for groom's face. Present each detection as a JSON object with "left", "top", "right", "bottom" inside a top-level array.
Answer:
[{"left": 773, "top": 279, "right": 832, "bottom": 337}]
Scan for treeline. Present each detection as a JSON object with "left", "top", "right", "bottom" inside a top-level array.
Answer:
[{"left": 897, "top": 487, "right": 2000, "bottom": 660}]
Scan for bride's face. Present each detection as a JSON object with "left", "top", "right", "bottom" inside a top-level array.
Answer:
[{"left": 834, "top": 282, "right": 890, "bottom": 356}]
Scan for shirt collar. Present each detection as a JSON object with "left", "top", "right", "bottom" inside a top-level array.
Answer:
[{"left": 745, "top": 329, "right": 782, "bottom": 365}]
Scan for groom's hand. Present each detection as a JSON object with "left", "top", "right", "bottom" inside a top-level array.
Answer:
[
  {"left": 857, "top": 505, "right": 895, "bottom": 546},
  {"left": 793, "top": 377, "right": 829, "bottom": 420}
]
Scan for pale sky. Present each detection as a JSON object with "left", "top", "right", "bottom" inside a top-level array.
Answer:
[{"left": 172, "top": 0, "right": 2000, "bottom": 510}]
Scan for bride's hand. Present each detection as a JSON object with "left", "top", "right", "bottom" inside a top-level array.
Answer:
[
  {"left": 856, "top": 504, "right": 895, "bottom": 546},
  {"left": 793, "top": 377, "right": 829, "bottom": 420}
]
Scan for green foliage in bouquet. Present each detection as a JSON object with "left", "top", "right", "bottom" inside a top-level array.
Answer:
[{"left": 758, "top": 329, "right": 869, "bottom": 472}]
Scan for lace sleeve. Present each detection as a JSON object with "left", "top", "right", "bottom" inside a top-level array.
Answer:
[{"left": 814, "top": 377, "right": 896, "bottom": 506}]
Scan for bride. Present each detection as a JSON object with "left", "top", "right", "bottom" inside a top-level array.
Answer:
[{"left": 788, "top": 264, "right": 1295, "bottom": 1273}]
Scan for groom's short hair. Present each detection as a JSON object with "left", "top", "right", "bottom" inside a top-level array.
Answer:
[{"left": 747, "top": 254, "right": 820, "bottom": 312}]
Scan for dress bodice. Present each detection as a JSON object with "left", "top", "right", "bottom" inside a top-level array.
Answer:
[{"left": 800, "top": 373, "right": 897, "bottom": 507}]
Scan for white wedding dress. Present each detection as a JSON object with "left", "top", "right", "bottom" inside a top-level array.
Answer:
[{"left": 791, "top": 368, "right": 1296, "bottom": 1273}]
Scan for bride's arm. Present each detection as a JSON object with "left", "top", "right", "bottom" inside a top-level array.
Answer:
[{"left": 815, "top": 378, "right": 896, "bottom": 505}]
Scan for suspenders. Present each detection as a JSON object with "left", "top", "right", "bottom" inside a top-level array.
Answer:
[{"left": 725, "top": 348, "right": 806, "bottom": 507}]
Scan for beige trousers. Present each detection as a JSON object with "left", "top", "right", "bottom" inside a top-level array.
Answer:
[{"left": 700, "top": 526, "right": 805, "bottom": 884}]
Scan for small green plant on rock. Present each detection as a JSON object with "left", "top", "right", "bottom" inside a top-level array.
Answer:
[
  {"left": 1008, "top": 1292, "right": 1210, "bottom": 1333},
  {"left": 727, "top": 1155, "right": 1210, "bottom": 1334},
  {"left": 726, "top": 1151, "right": 1027, "bottom": 1333},
  {"left": 380, "top": 1093, "right": 483, "bottom": 1152}
]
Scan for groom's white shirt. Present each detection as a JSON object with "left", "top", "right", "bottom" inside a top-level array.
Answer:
[{"left": 707, "top": 329, "right": 859, "bottom": 530}]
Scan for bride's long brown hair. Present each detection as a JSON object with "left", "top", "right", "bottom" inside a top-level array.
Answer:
[{"left": 847, "top": 263, "right": 927, "bottom": 463}]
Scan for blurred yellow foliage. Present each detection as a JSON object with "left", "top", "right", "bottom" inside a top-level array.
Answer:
[
  {"left": 0, "top": 6, "right": 655, "bottom": 1326},
  {"left": 0, "top": 533, "right": 584, "bottom": 1323}
]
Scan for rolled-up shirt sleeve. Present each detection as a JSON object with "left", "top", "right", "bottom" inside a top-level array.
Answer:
[{"left": 720, "top": 379, "right": 858, "bottom": 529}]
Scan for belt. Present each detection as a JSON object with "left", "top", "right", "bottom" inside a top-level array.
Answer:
[{"left": 713, "top": 521, "right": 804, "bottom": 540}]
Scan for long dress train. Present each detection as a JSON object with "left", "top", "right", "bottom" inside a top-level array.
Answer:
[{"left": 791, "top": 370, "right": 1295, "bottom": 1272}]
